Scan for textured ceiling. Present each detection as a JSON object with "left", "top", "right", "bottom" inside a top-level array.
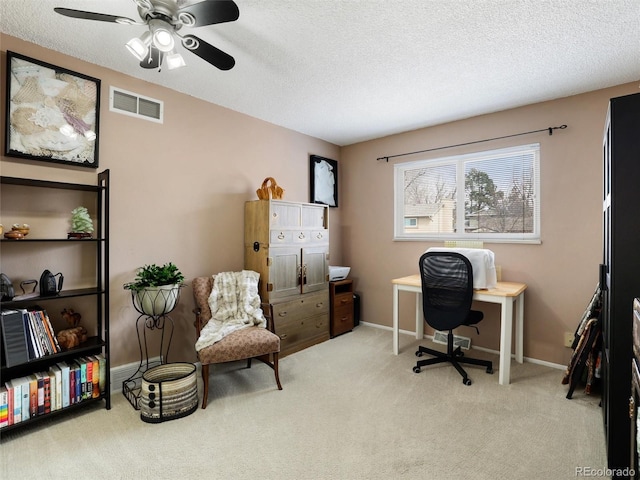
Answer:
[{"left": 1, "top": 0, "right": 639, "bottom": 146}]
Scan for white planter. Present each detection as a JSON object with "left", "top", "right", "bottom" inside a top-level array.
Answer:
[{"left": 134, "top": 284, "right": 180, "bottom": 316}]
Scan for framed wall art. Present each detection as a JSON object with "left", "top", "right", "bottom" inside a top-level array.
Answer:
[
  {"left": 310, "top": 155, "right": 338, "bottom": 207},
  {"left": 5, "top": 51, "right": 101, "bottom": 168}
]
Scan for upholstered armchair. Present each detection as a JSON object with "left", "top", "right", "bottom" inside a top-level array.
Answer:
[{"left": 192, "top": 275, "right": 282, "bottom": 409}]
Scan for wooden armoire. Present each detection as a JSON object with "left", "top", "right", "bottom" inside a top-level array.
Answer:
[
  {"left": 601, "top": 92, "right": 640, "bottom": 478},
  {"left": 244, "top": 199, "right": 330, "bottom": 356}
]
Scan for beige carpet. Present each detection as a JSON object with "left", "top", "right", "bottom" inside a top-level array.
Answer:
[{"left": 0, "top": 325, "right": 606, "bottom": 480}]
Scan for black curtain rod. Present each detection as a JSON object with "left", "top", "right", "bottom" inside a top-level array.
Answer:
[{"left": 376, "top": 124, "right": 567, "bottom": 162}]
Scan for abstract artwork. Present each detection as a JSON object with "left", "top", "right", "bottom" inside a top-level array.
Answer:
[
  {"left": 5, "top": 51, "right": 101, "bottom": 168},
  {"left": 310, "top": 155, "right": 338, "bottom": 207}
]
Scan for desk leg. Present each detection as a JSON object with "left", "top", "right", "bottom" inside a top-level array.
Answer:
[
  {"left": 515, "top": 293, "right": 524, "bottom": 364},
  {"left": 498, "top": 298, "right": 513, "bottom": 386},
  {"left": 393, "top": 284, "right": 399, "bottom": 355},
  {"left": 416, "top": 292, "right": 423, "bottom": 340}
]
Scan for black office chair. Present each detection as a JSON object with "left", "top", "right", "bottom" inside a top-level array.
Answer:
[{"left": 413, "top": 251, "right": 493, "bottom": 385}]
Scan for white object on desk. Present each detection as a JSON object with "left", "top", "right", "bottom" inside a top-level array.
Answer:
[
  {"left": 426, "top": 247, "right": 497, "bottom": 289},
  {"left": 391, "top": 274, "right": 526, "bottom": 386}
]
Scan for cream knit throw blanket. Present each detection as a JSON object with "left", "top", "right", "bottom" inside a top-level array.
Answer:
[{"left": 195, "top": 270, "right": 266, "bottom": 352}]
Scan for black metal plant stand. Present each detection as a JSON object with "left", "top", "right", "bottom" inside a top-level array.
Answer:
[{"left": 122, "top": 286, "right": 182, "bottom": 410}]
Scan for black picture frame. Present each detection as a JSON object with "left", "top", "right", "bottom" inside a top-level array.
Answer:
[
  {"left": 5, "top": 51, "right": 101, "bottom": 168},
  {"left": 310, "top": 155, "right": 338, "bottom": 207}
]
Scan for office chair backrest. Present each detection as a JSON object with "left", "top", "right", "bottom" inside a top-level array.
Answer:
[{"left": 419, "top": 251, "right": 474, "bottom": 332}]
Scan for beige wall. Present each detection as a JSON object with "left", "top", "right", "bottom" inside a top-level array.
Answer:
[
  {"left": 340, "top": 80, "right": 639, "bottom": 366},
  {"left": 0, "top": 35, "right": 341, "bottom": 367},
  {"left": 2, "top": 33, "right": 639, "bottom": 370}
]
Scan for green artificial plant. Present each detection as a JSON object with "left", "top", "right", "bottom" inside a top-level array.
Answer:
[
  {"left": 70, "top": 206, "right": 94, "bottom": 234},
  {"left": 123, "top": 263, "right": 185, "bottom": 292}
]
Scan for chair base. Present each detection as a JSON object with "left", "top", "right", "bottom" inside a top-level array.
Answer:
[
  {"left": 413, "top": 333, "right": 493, "bottom": 385},
  {"left": 201, "top": 353, "right": 282, "bottom": 409}
]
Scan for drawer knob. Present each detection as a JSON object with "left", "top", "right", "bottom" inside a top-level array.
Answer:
[
  {"left": 279, "top": 334, "right": 288, "bottom": 339},
  {"left": 278, "top": 232, "right": 285, "bottom": 240},
  {"left": 278, "top": 311, "right": 288, "bottom": 317}
]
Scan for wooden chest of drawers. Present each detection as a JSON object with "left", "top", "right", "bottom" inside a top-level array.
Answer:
[
  {"left": 330, "top": 279, "right": 354, "bottom": 337},
  {"left": 270, "top": 290, "right": 329, "bottom": 356}
]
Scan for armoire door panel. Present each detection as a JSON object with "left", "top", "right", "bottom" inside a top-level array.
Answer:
[{"left": 269, "top": 247, "right": 301, "bottom": 298}]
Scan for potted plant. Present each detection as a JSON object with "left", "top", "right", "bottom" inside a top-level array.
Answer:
[
  {"left": 124, "top": 263, "right": 185, "bottom": 316},
  {"left": 68, "top": 206, "right": 94, "bottom": 239}
]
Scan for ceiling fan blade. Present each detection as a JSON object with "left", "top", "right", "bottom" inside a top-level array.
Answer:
[
  {"left": 178, "top": 0, "right": 239, "bottom": 27},
  {"left": 140, "top": 47, "right": 163, "bottom": 69},
  {"left": 182, "top": 34, "right": 235, "bottom": 70},
  {"left": 54, "top": 7, "right": 137, "bottom": 24}
]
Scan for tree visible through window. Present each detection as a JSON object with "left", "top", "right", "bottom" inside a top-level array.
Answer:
[{"left": 394, "top": 144, "right": 540, "bottom": 242}]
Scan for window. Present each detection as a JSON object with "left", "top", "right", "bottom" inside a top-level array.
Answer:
[{"left": 394, "top": 144, "right": 540, "bottom": 242}]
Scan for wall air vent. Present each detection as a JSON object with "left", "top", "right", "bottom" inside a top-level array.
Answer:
[{"left": 109, "top": 86, "right": 163, "bottom": 123}]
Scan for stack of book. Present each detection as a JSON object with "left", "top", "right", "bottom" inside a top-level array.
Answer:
[
  {"left": 1, "top": 308, "right": 62, "bottom": 366},
  {"left": 0, "top": 354, "right": 106, "bottom": 428}
]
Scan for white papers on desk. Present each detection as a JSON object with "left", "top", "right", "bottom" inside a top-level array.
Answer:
[{"left": 426, "top": 247, "right": 497, "bottom": 289}]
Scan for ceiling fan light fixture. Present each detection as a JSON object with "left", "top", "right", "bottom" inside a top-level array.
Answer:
[
  {"left": 149, "top": 19, "right": 175, "bottom": 53},
  {"left": 126, "top": 31, "right": 151, "bottom": 61},
  {"left": 166, "top": 52, "right": 186, "bottom": 70}
]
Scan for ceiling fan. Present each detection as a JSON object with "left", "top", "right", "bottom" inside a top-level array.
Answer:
[{"left": 54, "top": 0, "right": 239, "bottom": 71}]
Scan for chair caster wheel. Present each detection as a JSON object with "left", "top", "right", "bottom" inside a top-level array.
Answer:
[
  {"left": 463, "top": 378, "right": 472, "bottom": 386},
  {"left": 413, "top": 366, "right": 421, "bottom": 373},
  {"left": 415, "top": 351, "right": 423, "bottom": 357},
  {"left": 486, "top": 367, "right": 494, "bottom": 374}
]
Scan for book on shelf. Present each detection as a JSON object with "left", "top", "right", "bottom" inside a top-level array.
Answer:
[
  {"left": 20, "top": 309, "right": 38, "bottom": 360},
  {"left": 35, "top": 372, "right": 45, "bottom": 415},
  {"left": 41, "top": 310, "right": 61, "bottom": 353},
  {"left": 49, "top": 365, "right": 62, "bottom": 411},
  {"left": 6, "top": 382, "right": 14, "bottom": 425},
  {"left": 26, "top": 310, "right": 47, "bottom": 358},
  {"left": 27, "top": 374, "right": 38, "bottom": 417},
  {"left": 71, "top": 361, "right": 81, "bottom": 404},
  {"left": 43, "top": 373, "right": 51, "bottom": 414},
  {"left": 88, "top": 355, "right": 100, "bottom": 398},
  {"left": 83, "top": 357, "right": 94, "bottom": 400},
  {"left": 69, "top": 362, "right": 76, "bottom": 405},
  {"left": 32, "top": 309, "right": 57, "bottom": 356},
  {"left": 46, "top": 370, "right": 56, "bottom": 412},
  {"left": 96, "top": 353, "right": 106, "bottom": 394},
  {"left": 57, "top": 362, "right": 70, "bottom": 409},
  {"left": 5, "top": 379, "right": 22, "bottom": 424},
  {"left": 17, "top": 376, "right": 30, "bottom": 422},
  {"left": 1, "top": 309, "right": 30, "bottom": 367},
  {"left": 0, "top": 386, "right": 8, "bottom": 427}
]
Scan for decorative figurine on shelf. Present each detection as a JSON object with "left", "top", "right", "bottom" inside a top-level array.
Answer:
[
  {"left": 56, "top": 308, "right": 88, "bottom": 350},
  {"left": 68, "top": 206, "right": 94, "bottom": 239}
]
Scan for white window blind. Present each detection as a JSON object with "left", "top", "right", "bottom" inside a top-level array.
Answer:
[{"left": 394, "top": 143, "right": 540, "bottom": 243}]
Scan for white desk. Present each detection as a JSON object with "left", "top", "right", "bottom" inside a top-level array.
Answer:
[{"left": 392, "top": 275, "right": 527, "bottom": 385}]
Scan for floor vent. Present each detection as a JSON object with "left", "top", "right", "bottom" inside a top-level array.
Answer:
[
  {"left": 432, "top": 330, "right": 471, "bottom": 350},
  {"left": 109, "top": 86, "right": 163, "bottom": 123}
]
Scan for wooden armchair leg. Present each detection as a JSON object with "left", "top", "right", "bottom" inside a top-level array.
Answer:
[
  {"left": 201, "top": 363, "right": 210, "bottom": 409},
  {"left": 273, "top": 352, "right": 282, "bottom": 390}
]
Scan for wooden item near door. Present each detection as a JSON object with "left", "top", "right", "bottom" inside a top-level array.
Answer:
[
  {"left": 330, "top": 279, "right": 354, "bottom": 337},
  {"left": 256, "top": 177, "right": 284, "bottom": 200},
  {"left": 244, "top": 199, "right": 330, "bottom": 356}
]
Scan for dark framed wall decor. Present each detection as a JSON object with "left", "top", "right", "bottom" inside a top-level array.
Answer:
[
  {"left": 310, "top": 155, "right": 338, "bottom": 207},
  {"left": 5, "top": 51, "right": 101, "bottom": 168}
]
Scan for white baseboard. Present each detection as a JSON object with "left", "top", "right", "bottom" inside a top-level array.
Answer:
[{"left": 359, "top": 321, "right": 567, "bottom": 371}]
